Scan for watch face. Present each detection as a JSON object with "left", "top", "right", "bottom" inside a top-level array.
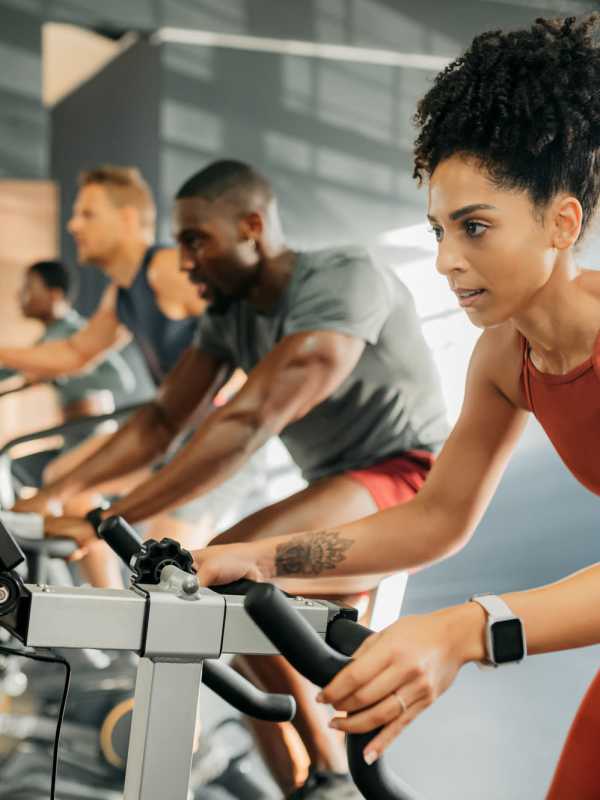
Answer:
[{"left": 491, "top": 619, "right": 525, "bottom": 663}]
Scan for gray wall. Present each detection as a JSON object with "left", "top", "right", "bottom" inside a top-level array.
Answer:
[
  {"left": 159, "top": 40, "right": 430, "bottom": 248},
  {"left": 0, "top": 2, "right": 46, "bottom": 178},
  {"left": 50, "top": 39, "right": 161, "bottom": 314}
]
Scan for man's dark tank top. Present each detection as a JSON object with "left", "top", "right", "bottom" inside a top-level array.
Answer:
[{"left": 116, "top": 246, "right": 197, "bottom": 385}]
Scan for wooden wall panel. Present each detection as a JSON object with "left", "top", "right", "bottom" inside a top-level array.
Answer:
[{"left": 0, "top": 180, "right": 62, "bottom": 445}]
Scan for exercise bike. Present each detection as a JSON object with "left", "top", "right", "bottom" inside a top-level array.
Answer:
[
  {"left": 0, "top": 513, "right": 420, "bottom": 800},
  {"left": 0, "top": 407, "right": 271, "bottom": 799}
]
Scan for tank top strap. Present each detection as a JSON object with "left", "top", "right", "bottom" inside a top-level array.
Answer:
[
  {"left": 519, "top": 334, "right": 534, "bottom": 412},
  {"left": 116, "top": 245, "right": 168, "bottom": 385},
  {"left": 137, "top": 244, "right": 161, "bottom": 281},
  {"left": 593, "top": 329, "right": 600, "bottom": 382}
]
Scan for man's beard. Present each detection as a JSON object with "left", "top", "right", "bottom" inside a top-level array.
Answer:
[
  {"left": 208, "top": 285, "right": 236, "bottom": 315},
  {"left": 207, "top": 272, "right": 257, "bottom": 315}
]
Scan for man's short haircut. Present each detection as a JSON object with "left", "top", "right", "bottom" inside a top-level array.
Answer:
[
  {"left": 175, "top": 160, "right": 273, "bottom": 210},
  {"left": 29, "top": 260, "right": 71, "bottom": 296},
  {"left": 79, "top": 165, "right": 156, "bottom": 232}
]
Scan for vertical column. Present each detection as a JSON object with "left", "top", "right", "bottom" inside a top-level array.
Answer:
[{"left": 124, "top": 657, "right": 203, "bottom": 800}]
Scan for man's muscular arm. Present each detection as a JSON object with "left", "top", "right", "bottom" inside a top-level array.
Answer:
[
  {"left": 38, "top": 347, "right": 228, "bottom": 505},
  {"left": 0, "top": 286, "right": 129, "bottom": 380},
  {"left": 105, "top": 330, "right": 366, "bottom": 524},
  {"left": 192, "top": 331, "right": 529, "bottom": 587}
]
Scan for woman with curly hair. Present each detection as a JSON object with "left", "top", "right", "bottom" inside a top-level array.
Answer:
[{"left": 193, "top": 14, "right": 600, "bottom": 793}]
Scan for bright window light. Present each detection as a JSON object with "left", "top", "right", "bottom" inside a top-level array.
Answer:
[
  {"left": 155, "top": 28, "right": 450, "bottom": 71},
  {"left": 379, "top": 222, "right": 437, "bottom": 252},
  {"left": 380, "top": 225, "right": 481, "bottom": 423}
]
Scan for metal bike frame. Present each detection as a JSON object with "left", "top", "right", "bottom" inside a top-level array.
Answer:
[{"left": 18, "top": 570, "right": 331, "bottom": 800}]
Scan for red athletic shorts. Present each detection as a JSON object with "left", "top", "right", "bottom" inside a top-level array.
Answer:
[{"left": 346, "top": 449, "right": 435, "bottom": 510}]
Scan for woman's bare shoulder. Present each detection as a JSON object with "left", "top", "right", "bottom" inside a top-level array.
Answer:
[
  {"left": 577, "top": 267, "right": 600, "bottom": 298},
  {"left": 474, "top": 325, "right": 527, "bottom": 409}
]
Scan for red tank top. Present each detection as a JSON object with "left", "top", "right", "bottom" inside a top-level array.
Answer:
[{"left": 520, "top": 332, "right": 600, "bottom": 496}]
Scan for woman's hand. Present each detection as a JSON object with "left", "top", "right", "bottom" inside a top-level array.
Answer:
[
  {"left": 317, "top": 603, "right": 486, "bottom": 764},
  {"left": 192, "top": 542, "right": 265, "bottom": 586}
]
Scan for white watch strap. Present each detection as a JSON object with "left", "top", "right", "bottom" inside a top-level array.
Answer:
[{"left": 471, "top": 594, "right": 514, "bottom": 621}]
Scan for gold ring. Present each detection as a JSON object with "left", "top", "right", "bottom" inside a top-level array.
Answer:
[{"left": 394, "top": 691, "right": 407, "bottom": 716}]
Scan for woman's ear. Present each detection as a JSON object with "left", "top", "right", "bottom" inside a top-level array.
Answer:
[{"left": 552, "top": 195, "right": 583, "bottom": 249}]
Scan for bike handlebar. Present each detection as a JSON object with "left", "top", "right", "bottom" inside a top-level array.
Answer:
[
  {"left": 94, "top": 517, "right": 296, "bottom": 724},
  {"left": 84, "top": 517, "right": 422, "bottom": 795},
  {"left": 244, "top": 582, "right": 422, "bottom": 800},
  {"left": 202, "top": 660, "right": 296, "bottom": 722}
]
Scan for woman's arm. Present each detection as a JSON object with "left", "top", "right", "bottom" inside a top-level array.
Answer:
[
  {"left": 320, "top": 561, "right": 600, "bottom": 763},
  {"left": 194, "top": 331, "right": 528, "bottom": 582}
]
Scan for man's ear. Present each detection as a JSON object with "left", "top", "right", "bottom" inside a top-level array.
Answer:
[
  {"left": 50, "top": 286, "right": 67, "bottom": 306},
  {"left": 121, "top": 204, "right": 142, "bottom": 231},
  {"left": 239, "top": 211, "right": 264, "bottom": 241}
]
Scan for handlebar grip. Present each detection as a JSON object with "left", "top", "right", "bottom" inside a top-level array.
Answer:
[
  {"left": 209, "top": 579, "right": 295, "bottom": 599},
  {"left": 244, "top": 582, "right": 422, "bottom": 800},
  {"left": 245, "top": 583, "right": 347, "bottom": 686},
  {"left": 203, "top": 660, "right": 296, "bottom": 722},
  {"left": 209, "top": 579, "right": 262, "bottom": 596},
  {"left": 326, "top": 616, "right": 373, "bottom": 656},
  {"left": 346, "top": 735, "right": 421, "bottom": 800},
  {"left": 97, "top": 516, "right": 143, "bottom": 569}
]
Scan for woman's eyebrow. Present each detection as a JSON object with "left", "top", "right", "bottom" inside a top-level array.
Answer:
[{"left": 427, "top": 203, "right": 498, "bottom": 224}]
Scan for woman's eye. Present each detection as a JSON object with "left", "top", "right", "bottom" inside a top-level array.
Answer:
[
  {"left": 464, "top": 221, "right": 488, "bottom": 237},
  {"left": 428, "top": 225, "right": 443, "bottom": 242}
]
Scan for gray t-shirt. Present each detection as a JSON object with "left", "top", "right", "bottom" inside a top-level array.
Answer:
[
  {"left": 0, "top": 310, "right": 135, "bottom": 408},
  {"left": 194, "top": 246, "right": 448, "bottom": 482}
]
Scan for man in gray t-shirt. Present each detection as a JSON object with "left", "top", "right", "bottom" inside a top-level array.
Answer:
[
  {"left": 42, "top": 160, "right": 447, "bottom": 799},
  {"left": 196, "top": 245, "right": 446, "bottom": 481}
]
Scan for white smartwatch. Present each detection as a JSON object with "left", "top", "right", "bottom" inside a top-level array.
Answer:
[{"left": 470, "top": 594, "right": 527, "bottom": 668}]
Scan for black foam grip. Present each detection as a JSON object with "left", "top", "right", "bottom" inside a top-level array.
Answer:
[
  {"left": 210, "top": 579, "right": 294, "bottom": 599},
  {"left": 326, "top": 617, "right": 373, "bottom": 656},
  {"left": 85, "top": 506, "right": 106, "bottom": 536},
  {"left": 203, "top": 660, "right": 296, "bottom": 722},
  {"left": 346, "top": 734, "right": 422, "bottom": 800},
  {"left": 244, "top": 582, "right": 421, "bottom": 800},
  {"left": 244, "top": 583, "right": 347, "bottom": 686},
  {"left": 97, "top": 516, "right": 143, "bottom": 568},
  {"left": 210, "top": 579, "right": 262, "bottom": 596}
]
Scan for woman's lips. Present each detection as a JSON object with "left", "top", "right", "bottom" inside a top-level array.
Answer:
[{"left": 455, "top": 289, "right": 486, "bottom": 308}]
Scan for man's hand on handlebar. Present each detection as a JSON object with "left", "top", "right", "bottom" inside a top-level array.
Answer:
[
  {"left": 193, "top": 543, "right": 265, "bottom": 586},
  {"left": 44, "top": 515, "right": 96, "bottom": 549},
  {"left": 13, "top": 492, "right": 63, "bottom": 516},
  {"left": 317, "top": 604, "right": 486, "bottom": 764}
]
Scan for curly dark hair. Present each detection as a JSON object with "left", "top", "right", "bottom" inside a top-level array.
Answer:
[{"left": 413, "top": 15, "right": 600, "bottom": 237}]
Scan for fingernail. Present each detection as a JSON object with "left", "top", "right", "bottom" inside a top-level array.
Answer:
[
  {"left": 329, "top": 720, "right": 339, "bottom": 729},
  {"left": 364, "top": 750, "right": 378, "bottom": 766},
  {"left": 316, "top": 692, "right": 324, "bottom": 702}
]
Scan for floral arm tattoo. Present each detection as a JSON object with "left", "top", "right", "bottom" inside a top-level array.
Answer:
[{"left": 274, "top": 531, "right": 354, "bottom": 577}]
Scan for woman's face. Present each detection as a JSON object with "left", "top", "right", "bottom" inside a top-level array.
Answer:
[{"left": 427, "top": 154, "right": 558, "bottom": 328}]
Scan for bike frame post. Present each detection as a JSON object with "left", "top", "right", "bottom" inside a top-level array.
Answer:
[{"left": 124, "top": 658, "right": 204, "bottom": 800}]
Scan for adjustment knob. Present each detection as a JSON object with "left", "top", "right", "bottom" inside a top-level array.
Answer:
[{"left": 130, "top": 538, "right": 195, "bottom": 585}]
